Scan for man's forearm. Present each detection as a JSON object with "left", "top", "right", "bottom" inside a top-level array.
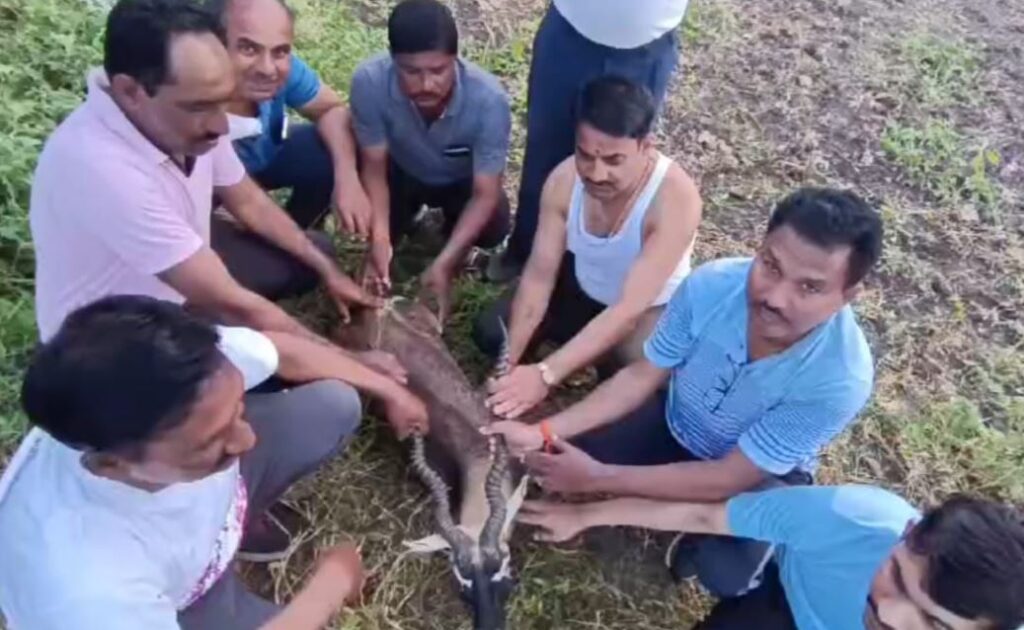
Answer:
[
  {"left": 434, "top": 192, "right": 499, "bottom": 272},
  {"left": 579, "top": 497, "right": 729, "bottom": 535},
  {"left": 506, "top": 272, "right": 557, "bottom": 364},
  {"left": 550, "top": 360, "right": 666, "bottom": 438},
  {"left": 316, "top": 106, "right": 361, "bottom": 191},
  {"left": 595, "top": 458, "right": 762, "bottom": 502},
  {"left": 190, "top": 285, "right": 315, "bottom": 340},
  {"left": 363, "top": 168, "right": 391, "bottom": 243},
  {"left": 258, "top": 568, "right": 352, "bottom": 630},
  {"left": 265, "top": 330, "right": 402, "bottom": 401}
]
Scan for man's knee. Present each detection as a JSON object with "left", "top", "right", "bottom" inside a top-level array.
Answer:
[
  {"left": 695, "top": 536, "right": 775, "bottom": 598},
  {"left": 472, "top": 293, "right": 513, "bottom": 357},
  {"left": 475, "top": 192, "right": 512, "bottom": 249},
  {"left": 290, "top": 380, "right": 363, "bottom": 460}
]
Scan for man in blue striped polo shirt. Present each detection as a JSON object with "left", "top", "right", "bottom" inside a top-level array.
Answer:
[{"left": 487, "top": 187, "right": 883, "bottom": 596}]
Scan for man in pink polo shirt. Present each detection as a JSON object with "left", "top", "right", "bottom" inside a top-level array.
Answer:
[
  {"left": 30, "top": 0, "right": 379, "bottom": 343},
  {"left": 27, "top": 0, "right": 410, "bottom": 570}
]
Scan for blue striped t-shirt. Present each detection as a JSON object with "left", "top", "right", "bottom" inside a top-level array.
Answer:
[{"left": 643, "top": 258, "right": 873, "bottom": 474}]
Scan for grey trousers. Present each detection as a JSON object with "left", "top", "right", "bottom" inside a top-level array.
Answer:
[{"left": 178, "top": 380, "right": 362, "bottom": 630}]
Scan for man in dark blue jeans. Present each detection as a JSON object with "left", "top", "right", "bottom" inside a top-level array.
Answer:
[
  {"left": 210, "top": 0, "right": 371, "bottom": 300},
  {"left": 492, "top": 0, "right": 689, "bottom": 279}
]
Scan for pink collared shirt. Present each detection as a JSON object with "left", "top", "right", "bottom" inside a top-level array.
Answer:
[{"left": 31, "top": 69, "right": 244, "bottom": 340}]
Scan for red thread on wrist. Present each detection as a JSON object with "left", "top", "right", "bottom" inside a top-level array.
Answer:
[{"left": 540, "top": 420, "right": 556, "bottom": 453}]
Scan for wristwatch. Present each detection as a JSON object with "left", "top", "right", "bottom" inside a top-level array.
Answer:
[{"left": 536, "top": 361, "right": 556, "bottom": 386}]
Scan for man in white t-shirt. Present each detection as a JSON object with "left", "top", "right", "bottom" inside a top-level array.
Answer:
[
  {"left": 494, "top": 0, "right": 690, "bottom": 279},
  {"left": 0, "top": 295, "right": 428, "bottom": 630}
]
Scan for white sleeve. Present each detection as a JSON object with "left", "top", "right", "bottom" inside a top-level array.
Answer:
[
  {"left": 216, "top": 326, "right": 279, "bottom": 391},
  {"left": 4, "top": 591, "right": 180, "bottom": 630}
]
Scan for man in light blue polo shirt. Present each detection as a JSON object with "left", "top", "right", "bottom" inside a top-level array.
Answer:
[
  {"left": 487, "top": 187, "right": 883, "bottom": 595},
  {"left": 516, "top": 485, "right": 1024, "bottom": 629},
  {"left": 211, "top": 0, "right": 372, "bottom": 299},
  {"left": 349, "top": 0, "right": 512, "bottom": 322}
]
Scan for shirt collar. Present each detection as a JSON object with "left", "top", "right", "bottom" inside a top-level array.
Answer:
[
  {"left": 85, "top": 67, "right": 173, "bottom": 167},
  {"left": 387, "top": 56, "right": 466, "bottom": 120}
]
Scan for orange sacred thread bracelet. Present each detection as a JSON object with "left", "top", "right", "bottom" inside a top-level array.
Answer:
[{"left": 539, "top": 420, "right": 556, "bottom": 453}]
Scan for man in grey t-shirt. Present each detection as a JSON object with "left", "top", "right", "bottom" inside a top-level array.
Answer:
[{"left": 350, "top": 0, "right": 512, "bottom": 321}]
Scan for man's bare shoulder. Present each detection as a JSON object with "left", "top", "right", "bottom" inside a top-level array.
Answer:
[
  {"left": 540, "top": 157, "right": 578, "bottom": 213},
  {"left": 653, "top": 159, "right": 701, "bottom": 212}
]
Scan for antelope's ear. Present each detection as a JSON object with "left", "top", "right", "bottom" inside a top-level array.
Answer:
[{"left": 403, "top": 533, "right": 452, "bottom": 554}]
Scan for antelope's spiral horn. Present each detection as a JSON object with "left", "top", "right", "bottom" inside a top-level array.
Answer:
[
  {"left": 480, "top": 435, "right": 510, "bottom": 558},
  {"left": 494, "top": 317, "right": 512, "bottom": 379},
  {"left": 481, "top": 317, "right": 513, "bottom": 558},
  {"left": 410, "top": 433, "right": 473, "bottom": 554}
]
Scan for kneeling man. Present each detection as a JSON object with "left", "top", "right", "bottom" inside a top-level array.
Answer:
[
  {"left": 350, "top": 0, "right": 513, "bottom": 319},
  {"left": 0, "top": 296, "right": 428, "bottom": 629},
  {"left": 488, "top": 188, "right": 883, "bottom": 596},
  {"left": 476, "top": 75, "right": 702, "bottom": 419},
  {"left": 520, "top": 485, "right": 1024, "bottom": 630}
]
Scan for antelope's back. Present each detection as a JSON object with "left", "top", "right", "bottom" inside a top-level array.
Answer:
[{"left": 343, "top": 301, "right": 492, "bottom": 462}]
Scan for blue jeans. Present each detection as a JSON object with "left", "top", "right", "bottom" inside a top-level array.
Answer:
[
  {"left": 507, "top": 4, "right": 679, "bottom": 263},
  {"left": 244, "top": 123, "right": 335, "bottom": 229}
]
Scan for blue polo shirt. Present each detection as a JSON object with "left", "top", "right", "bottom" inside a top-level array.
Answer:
[
  {"left": 728, "top": 485, "right": 919, "bottom": 630},
  {"left": 349, "top": 52, "right": 511, "bottom": 186},
  {"left": 643, "top": 258, "right": 873, "bottom": 474},
  {"left": 233, "top": 55, "right": 321, "bottom": 174}
]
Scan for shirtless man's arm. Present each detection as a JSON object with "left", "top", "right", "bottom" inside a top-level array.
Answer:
[{"left": 488, "top": 158, "right": 702, "bottom": 419}]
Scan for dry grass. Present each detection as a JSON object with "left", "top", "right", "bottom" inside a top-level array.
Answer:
[{"left": 280, "top": 0, "right": 1024, "bottom": 627}]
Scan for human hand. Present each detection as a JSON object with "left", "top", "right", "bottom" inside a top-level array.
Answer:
[
  {"left": 485, "top": 364, "right": 549, "bottom": 419},
  {"left": 362, "top": 238, "right": 393, "bottom": 297},
  {"left": 516, "top": 500, "right": 589, "bottom": 543},
  {"left": 384, "top": 388, "right": 429, "bottom": 439},
  {"left": 480, "top": 419, "right": 545, "bottom": 457},
  {"left": 326, "top": 272, "right": 384, "bottom": 324},
  {"left": 419, "top": 261, "right": 454, "bottom": 327},
  {"left": 333, "top": 184, "right": 373, "bottom": 238},
  {"left": 524, "top": 437, "right": 606, "bottom": 493},
  {"left": 355, "top": 349, "right": 408, "bottom": 384},
  {"left": 312, "top": 543, "right": 366, "bottom": 607}
]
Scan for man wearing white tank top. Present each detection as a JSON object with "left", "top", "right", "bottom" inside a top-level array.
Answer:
[
  {"left": 495, "top": 0, "right": 689, "bottom": 277},
  {"left": 475, "top": 76, "right": 701, "bottom": 419}
]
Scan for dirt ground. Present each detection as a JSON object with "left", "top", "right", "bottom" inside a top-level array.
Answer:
[{"left": 106, "top": 0, "right": 1024, "bottom": 628}]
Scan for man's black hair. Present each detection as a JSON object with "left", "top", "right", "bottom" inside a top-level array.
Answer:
[
  {"left": 909, "top": 496, "right": 1024, "bottom": 630},
  {"left": 577, "top": 75, "right": 656, "bottom": 140},
  {"left": 388, "top": 0, "right": 458, "bottom": 56},
  {"left": 105, "top": 0, "right": 226, "bottom": 96},
  {"left": 21, "top": 295, "right": 224, "bottom": 456},
  {"left": 206, "top": 0, "right": 295, "bottom": 25},
  {"left": 767, "top": 187, "right": 884, "bottom": 287}
]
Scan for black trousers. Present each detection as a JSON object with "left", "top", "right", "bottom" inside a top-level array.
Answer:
[
  {"left": 694, "top": 562, "right": 798, "bottom": 630},
  {"left": 573, "top": 391, "right": 811, "bottom": 602},
  {"left": 472, "top": 252, "right": 605, "bottom": 358},
  {"left": 388, "top": 160, "right": 511, "bottom": 250},
  {"left": 213, "top": 124, "right": 337, "bottom": 301}
]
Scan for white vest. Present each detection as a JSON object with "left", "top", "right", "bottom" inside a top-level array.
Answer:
[
  {"left": 553, "top": 0, "right": 690, "bottom": 49},
  {"left": 566, "top": 153, "right": 693, "bottom": 306}
]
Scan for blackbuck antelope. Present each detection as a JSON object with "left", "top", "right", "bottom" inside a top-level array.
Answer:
[{"left": 339, "top": 298, "right": 527, "bottom": 630}]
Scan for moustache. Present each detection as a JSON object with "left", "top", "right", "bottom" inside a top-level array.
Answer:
[{"left": 758, "top": 301, "right": 786, "bottom": 322}]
